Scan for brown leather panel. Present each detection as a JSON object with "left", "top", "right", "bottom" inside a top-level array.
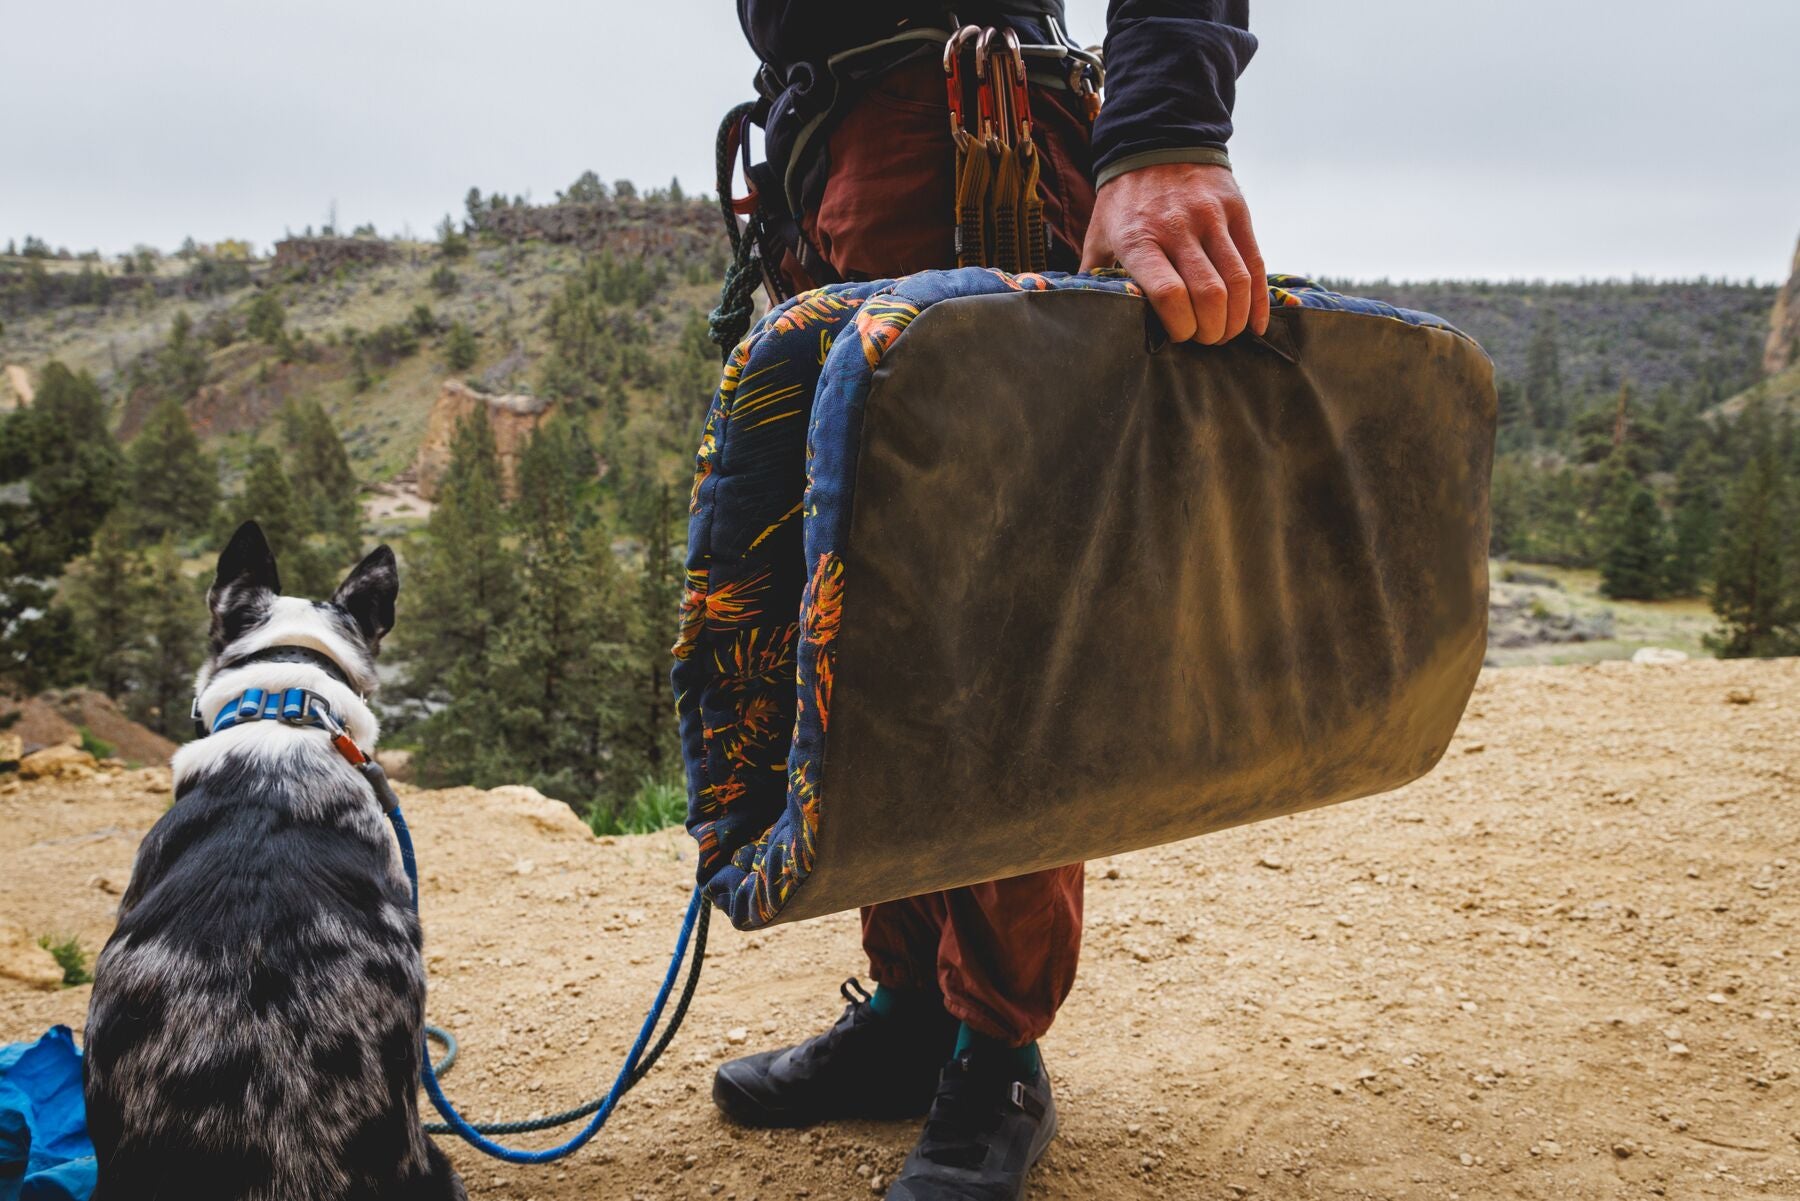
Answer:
[{"left": 774, "top": 290, "right": 1495, "bottom": 924}]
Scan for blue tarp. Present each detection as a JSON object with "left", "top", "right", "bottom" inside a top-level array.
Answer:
[{"left": 0, "top": 1027, "right": 95, "bottom": 1201}]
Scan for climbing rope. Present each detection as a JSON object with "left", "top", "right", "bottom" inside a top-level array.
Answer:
[
  {"left": 709, "top": 100, "right": 764, "bottom": 358},
  {"left": 364, "top": 762, "right": 709, "bottom": 1162}
]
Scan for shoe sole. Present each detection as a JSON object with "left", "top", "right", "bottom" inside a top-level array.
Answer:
[{"left": 712, "top": 1070, "right": 936, "bottom": 1129}]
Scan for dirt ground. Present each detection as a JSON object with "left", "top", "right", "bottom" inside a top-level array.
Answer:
[{"left": 3, "top": 660, "right": 1796, "bottom": 1200}]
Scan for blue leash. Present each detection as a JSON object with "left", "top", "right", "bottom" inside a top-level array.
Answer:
[{"left": 377, "top": 769, "right": 706, "bottom": 1163}]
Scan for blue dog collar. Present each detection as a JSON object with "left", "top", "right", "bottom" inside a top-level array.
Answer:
[{"left": 202, "top": 687, "right": 348, "bottom": 737}]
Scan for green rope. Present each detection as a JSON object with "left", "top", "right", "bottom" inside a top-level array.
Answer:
[
  {"left": 709, "top": 101, "right": 763, "bottom": 360},
  {"left": 709, "top": 231, "right": 762, "bottom": 361}
]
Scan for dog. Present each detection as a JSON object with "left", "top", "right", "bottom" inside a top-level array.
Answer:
[{"left": 83, "top": 521, "right": 464, "bottom": 1201}]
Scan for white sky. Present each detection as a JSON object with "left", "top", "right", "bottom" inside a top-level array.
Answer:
[{"left": 6, "top": 0, "right": 1797, "bottom": 281}]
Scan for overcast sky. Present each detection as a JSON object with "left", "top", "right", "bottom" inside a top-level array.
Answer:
[{"left": 7, "top": 1, "right": 1797, "bottom": 281}]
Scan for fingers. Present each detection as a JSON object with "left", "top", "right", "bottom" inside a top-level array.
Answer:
[
  {"left": 1195, "top": 226, "right": 1249, "bottom": 345},
  {"left": 1228, "top": 202, "right": 1270, "bottom": 336},
  {"left": 1078, "top": 224, "right": 1110, "bottom": 274},
  {"left": 1173, "top": 242, "right": 1230, "bottom": 345},
  {"left": 1118, "top": 238, "right": 1198, "bottom": 343},
  {"left": 1079, "top": 161, "right": 1266, "bottom": 343}
]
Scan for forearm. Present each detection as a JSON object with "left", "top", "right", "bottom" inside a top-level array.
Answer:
[{"left": 1091, "top": 0, "right": 1257, "bottom": 187}]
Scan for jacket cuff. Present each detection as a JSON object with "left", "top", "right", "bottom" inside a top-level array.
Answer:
[{"left": 1095, "top": 146, "right": 1233, "bottom": 190}]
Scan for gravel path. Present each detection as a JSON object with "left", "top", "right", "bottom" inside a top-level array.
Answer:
[{"left": 4, "top": 659, "right": 1796, "bottom": 1199}]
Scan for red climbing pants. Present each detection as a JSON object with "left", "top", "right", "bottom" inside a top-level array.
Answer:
[{"left": 780, "top": 58, "right": 1097, "bottom": 1047}]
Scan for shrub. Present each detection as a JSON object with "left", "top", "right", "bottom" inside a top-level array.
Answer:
[
  {"left": 77, "top": 727, "right": 116, "bottom": 761},
  {"left": 444, "top": 321, "right": 478, "bottom": 372},
  {"left": 38, "top": 935, "right": 93, "bottom": 986},
  {"left": 586, "top": 774, "right": 686, "bottom": 836}
]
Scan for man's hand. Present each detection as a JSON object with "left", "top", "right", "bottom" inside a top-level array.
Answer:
[{"left": 1080, "top": 161, "right": 1267, "bottom": 345}]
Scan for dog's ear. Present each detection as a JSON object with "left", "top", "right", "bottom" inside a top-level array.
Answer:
[
  {"left": 331, "top": 545, "right": 398, "bottom": 645},
  {"left": 209, "top": 521, "right": 281, "bottom": 649}
]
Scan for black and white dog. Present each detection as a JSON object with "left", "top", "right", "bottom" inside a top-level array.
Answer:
[{"left": 84, "top": 521, "right": 464, "bottom": 1201}]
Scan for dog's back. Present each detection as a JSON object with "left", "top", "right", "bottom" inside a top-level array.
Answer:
[{"left": 85, "top": 762, "right": 460, "bottom": 1200}]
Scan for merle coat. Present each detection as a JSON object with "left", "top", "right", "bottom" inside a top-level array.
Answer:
[{"left": 83, "top": 522, "right": 464, "bottom": 1201}]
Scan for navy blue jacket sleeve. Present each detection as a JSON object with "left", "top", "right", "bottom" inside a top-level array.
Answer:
[{"left": 1091, "top": 0, "right": 1257, "bottom": 186}]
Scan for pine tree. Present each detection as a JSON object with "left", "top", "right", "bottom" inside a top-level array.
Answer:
[
  {"left": 1706, "top": 404, "right": 1800, "bottom": 657},
  {"left": 232, "top": 444, "right": 331, "bottom": 595},
  {"left": 489, "top": 421, "right": 634, "bottom": 804},
  {"left": 1524, "top": 317, "right": 1563, "bottom": 433},
  {"left": 130, "top": 538, "right": 205, "bottom": 740},
  {"left": 1599, "top": 477, "right": 1667, "bottom": 601},
  {"left": 1494, "top": 378, "right": 1534, "bottom": 448},
  {"left": 62, "top": 518, "right": 143, "bottom": 698},
  {"left": 614, "top": 482, "right": 682, "bottom": 799},
  {"left": 1, "top": 361, "right": 123, "bottom": 571},
  {"left": 126, "top": 396, "right": 218, "bottom": 539},
  {"left": 388, "top": 414, "right": 514, "bottom": 713},
  {"left": 0, "top": 361, "right": 124, "bottom": 692},
  {"left": 1665, "top": 443, "right": 1724, "bottom": 596},
  {"left": 246, "top": 291, "right": 285, "bottom": 344},
  {"left": 156, "top": 311, "right": 209, "bottom": 402},
  {"left": 279, "top": 400, "right": 361, "bottom": 554}
]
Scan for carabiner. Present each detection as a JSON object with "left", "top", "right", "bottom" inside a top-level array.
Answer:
[
  {"left": 943, "top": 25, "right": 983, "bottom": 149},
  {"left": 999, "top": 29, "right": 1033, "bottom": 148},
  {"left": 975, "top": 27, "right": 1008, "bottom": 148}
]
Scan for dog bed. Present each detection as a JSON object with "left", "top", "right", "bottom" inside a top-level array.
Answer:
[{"left": 677, "top": 269, "right": 1496, "bottom": 929}]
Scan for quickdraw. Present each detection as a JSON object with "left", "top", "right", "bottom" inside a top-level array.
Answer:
[{"left": 946, "top": 24, "right": 1079, "bottom": 274}]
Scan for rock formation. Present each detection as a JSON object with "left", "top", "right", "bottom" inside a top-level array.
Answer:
[
  {"left": 1, "top": 364, "right": 32, "bottom": 412},
  {"left": 471, "top": 198, "right": 718, "bottom": 259},
  {"left": 412, "top": 378, "right": 555, "bottom": 501},
  {"left": 1766, "top": 231, "right": 1800, "bottom": 376},
  {"left": 272, "top": 236, "right": 396, "bottom": 276}
]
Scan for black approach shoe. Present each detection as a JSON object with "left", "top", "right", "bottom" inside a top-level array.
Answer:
[
  {"left": 885, "top": 1051, "right": 1056, "bottom": 1201},
  {"left": 713, "top": 980, "right": 959, "bottom": 1128}
]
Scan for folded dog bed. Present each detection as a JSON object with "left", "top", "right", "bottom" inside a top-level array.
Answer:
[{"left": 677, "top": 269, "right": 1496, "bottom": 930}]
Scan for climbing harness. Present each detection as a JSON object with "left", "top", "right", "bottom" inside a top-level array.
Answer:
[
  {"left": 707, "top": 15, "right": 1101, "bottom": 354},
  {"left": 190, "top": 662, "right": 710, "bottom": 1163}
]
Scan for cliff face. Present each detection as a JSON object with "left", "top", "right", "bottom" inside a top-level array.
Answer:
[
  {"left": 411, "top": 378, "right": 554, "bottom": 501},
  {"left": 1766, "top": 232, "right": 1800, "bottom": 376}
]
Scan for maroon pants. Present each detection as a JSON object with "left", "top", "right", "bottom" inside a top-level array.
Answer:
[{"left": 784, "top": 59, "right": 1097, "bottom": 1048}]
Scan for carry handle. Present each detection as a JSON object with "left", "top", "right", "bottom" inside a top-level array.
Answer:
[{"left": 1143, "top": 302, "right": 1298, "bottom": 364}]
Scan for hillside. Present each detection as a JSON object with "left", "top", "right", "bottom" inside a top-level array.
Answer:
[
  {"left": 0, "top": 208, "right": 1780, "bottom": 497},
  {"left": 0, "top": 194, "right": 726, "bottom": 494},
  {"left": 4, "top": 659, "right": 1797, "bottom": 1199},
  {"left": 1351, "top": 278, "right": 1774, "bottom": 406}
]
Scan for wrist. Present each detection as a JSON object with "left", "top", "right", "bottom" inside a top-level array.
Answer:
[{"left": 1095, "top": 147, "right": 1233, "bottom": 191}]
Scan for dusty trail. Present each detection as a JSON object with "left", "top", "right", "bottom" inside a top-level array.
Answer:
[{"left": 3, "top": 660, "right": 1796, "bottom": 1200}]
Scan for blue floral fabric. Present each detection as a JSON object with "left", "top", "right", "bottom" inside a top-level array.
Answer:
[{"left": 675, "top": 268, "right": 1468, "bottom": 930}]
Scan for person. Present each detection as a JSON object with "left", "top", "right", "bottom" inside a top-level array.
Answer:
[{"left": 713, "top": 4, "right": 1264, "bottom": 1198}]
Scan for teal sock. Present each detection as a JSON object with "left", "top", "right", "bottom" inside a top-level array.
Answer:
[
  {"left": 953, "top": 1023, "right": 1041, "bottom": 1081},
  {"left": 867, "top": 984, "right": 937, "bottom": 1021}
]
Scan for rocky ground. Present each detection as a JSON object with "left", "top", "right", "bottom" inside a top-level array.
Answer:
[{"left": 3, "top": 660, "right": 1796, "bottom": 1200}]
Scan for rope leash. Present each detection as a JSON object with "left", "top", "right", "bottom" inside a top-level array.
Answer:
[
  {"left": 418, "top": 902, "right": 710, "bottom": 1137},
  {"left": 367, "top": 763, "right": 709, "bottom": 1161}
]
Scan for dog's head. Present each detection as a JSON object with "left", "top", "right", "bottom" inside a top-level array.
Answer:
[{"left": 199, "top": 521, "right": 398, "bottom": 698}]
